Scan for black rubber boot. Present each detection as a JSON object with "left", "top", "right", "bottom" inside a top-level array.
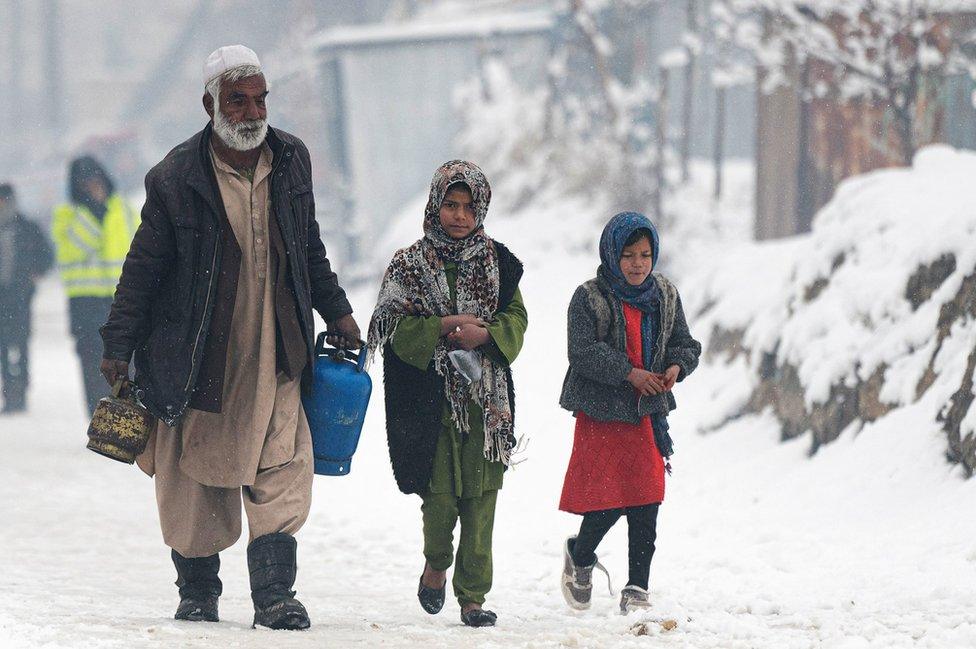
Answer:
[
  {"left": 247, "top": 533, "right": 310, "bottom": 630},
  {"left": 171, "top": 550, "right": 221, "bottom": 622}
]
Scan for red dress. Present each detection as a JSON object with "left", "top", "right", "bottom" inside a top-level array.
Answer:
[{"left": 559, "top": 303, "right": 666, "bottom": 514}]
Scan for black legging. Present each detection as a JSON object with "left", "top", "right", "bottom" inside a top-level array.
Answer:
[
  {"left": 571, "top": 503, "right": 660, "bottom": 590},
  {"left": 0, "top": 300, "right": 30, "bottom": 410},
  {"left": 68, "top": 296, "right": 114, "bottom": 415}
]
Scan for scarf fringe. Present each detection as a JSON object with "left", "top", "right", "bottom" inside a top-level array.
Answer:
[
  {"left": 365, "top": 313, "right": 402, "bottom": 370},
  {"left": 436, "top": 351, "right": 474, "bottom": 438},
  {"left": 482, "top": 420, "right": 524, "bottom": 467},
  {"left": 507, "top": 433, "right": 529, "bottom": 467}
]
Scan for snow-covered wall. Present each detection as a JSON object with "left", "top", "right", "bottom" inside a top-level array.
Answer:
[{"left": 684, "top": 145, "right": 976, "bottom": 473}]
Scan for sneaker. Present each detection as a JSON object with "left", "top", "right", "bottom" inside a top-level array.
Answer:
[
  {"left": 619, "top": 585, "right": 651, "bottom": 614},
  {"left": 561, "top": 536, "right": 613, "bottom": 611}
]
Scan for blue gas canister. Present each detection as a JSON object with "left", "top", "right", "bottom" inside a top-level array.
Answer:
[{"left": 302, "top": 332, "right": 372, "bottom": 476}]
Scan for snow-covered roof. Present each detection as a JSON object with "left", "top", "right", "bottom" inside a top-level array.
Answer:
[{"left": 310, "top": 9, "right": 555, "bottom": 51}]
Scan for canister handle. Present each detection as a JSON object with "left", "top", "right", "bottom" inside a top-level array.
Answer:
[
  {"left": 111, "top": 378, "right": 131, "bottom": 399},
  {"left": 315, "top": 331, "right": 368, "bottom": 373},
  {"left": 315, "top": 331, "right": 327, "bottom": 356},
  {"left": 111, "top": 378, "right": 141, "bottom": 401}
]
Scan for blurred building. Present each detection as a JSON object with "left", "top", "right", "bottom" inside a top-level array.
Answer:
[
  {"left": 599, "top": 0, "right": 757, "bottom": 162},
  {"left": 305, "top": 5, "right": 555, "bottom": 273},
  {"left": 296, "top": 0, "right": 760, "bottom": 273},
  {"left": 0, "top": 0, "right": 392, "bottom": 216}
]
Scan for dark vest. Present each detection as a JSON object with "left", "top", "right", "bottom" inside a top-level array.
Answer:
[{"left": 383, "top": 241, "right": 523, "bottom": 495}]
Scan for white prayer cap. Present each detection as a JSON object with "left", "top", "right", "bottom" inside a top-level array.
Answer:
[{"left": 203, "top": 45, "right": 262, "bottom": 86}]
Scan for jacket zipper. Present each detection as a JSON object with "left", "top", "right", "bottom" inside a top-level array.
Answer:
[
  {"left": 270, "top": 145, "right": 310, "bottom": 343},
  {"left": 184, "top": 236, "right": 219, "bottom": 395}
]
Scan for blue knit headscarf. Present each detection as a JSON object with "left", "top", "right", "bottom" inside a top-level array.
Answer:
[{"left": 598, "top": 211, "right": 661, "bottom": 314}]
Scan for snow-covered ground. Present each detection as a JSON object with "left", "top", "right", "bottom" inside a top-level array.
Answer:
[{"left": 3, "top": 157, "right": 976, "bottom": 648}]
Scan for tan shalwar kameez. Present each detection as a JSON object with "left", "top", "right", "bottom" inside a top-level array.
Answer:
[{"left": 136, "top": 143, "right": 313, "bottom": 558}]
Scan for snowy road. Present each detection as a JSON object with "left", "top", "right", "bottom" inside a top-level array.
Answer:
[{"left": 3, "top": 273, "right": 976, "bottom": 649}]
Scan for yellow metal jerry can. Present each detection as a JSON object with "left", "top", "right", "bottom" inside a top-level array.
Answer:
[{"left": 86, "top": 379, "right": 154, "bottom": 464}]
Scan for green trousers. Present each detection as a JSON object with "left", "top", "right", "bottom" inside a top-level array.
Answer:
[{"left": 421, "top": 489, "right": 498, "bottom": 606}]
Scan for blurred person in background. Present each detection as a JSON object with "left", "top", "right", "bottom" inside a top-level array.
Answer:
[
  {"left": 0, "top": 183, "right": 53, "bottom": 414},
  {"left": 51, "top": 156, "right": 138, "bottom": 414},
  {"left": 99, "top": 45, "right": 360, "bottom": 631}
]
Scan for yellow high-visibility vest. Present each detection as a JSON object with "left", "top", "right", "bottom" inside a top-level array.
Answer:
[{"left": 51, "top": 194, "right": 139, "bottom": 298}]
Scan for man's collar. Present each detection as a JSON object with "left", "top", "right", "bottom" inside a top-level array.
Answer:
[
  {"left": 209, "top": 139, "right": 273, "bottom": 183},
  {"left": 187, "top": 121, "right": 293, "bottom": 213}
]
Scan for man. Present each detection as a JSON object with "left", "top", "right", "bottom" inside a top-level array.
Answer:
[
  {"left": 52, "top": 156, "right": 138, "bottom": 414},
  {"left": 99, "top": 45, "right": 360, "bottom": 630},
  {"left": 0, "top": 183, "right": 53, "bottom": 413}
]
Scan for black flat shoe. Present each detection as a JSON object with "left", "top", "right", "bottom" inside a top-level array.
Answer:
[
  {"left": 175, "top": 596, "right": 219, "bottom": 622},
  {"left": 418, "top": 575, "right": 446, "bottom": 614},
  {"left": 460, "top": 608, "right": 497, "bottom": 627}
]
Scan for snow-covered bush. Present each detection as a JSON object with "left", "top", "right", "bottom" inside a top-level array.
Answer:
[
  {"left": 455, "top": 0, "right": 681, "bottom": 223},
  {"left": 455, "top": 58, "right": 657, "bottom": 219},
  {"left": 686, "top": 145, "right": 976, "bottom": 473}
]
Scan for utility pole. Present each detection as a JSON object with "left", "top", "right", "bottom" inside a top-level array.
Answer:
[
  {"left": 654, "top": 66, "right": 670, "bottom": 220},
  {"left": 713, "top": 84, "right": 726, "bottom": 200},
  {"left": 680, "top": 0, "right": 699, "bottom": 184},
  {"left": 43, "top": 0, "right": 64, "bottom": 138},
  {"left": 5, "top": 0, "right": 26, "bottom": 170}
]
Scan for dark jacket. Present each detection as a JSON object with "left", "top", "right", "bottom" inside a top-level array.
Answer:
[
  {"left": 100, "top": 123, "right": 352, "bottom": 426},
  {"left": 559, "top": 273, "right": 701, "bottom": 423},
  {"left": 0, "top": 213, "right": 53, "bottom": 312},
  {"left": 382, "top": 242, "right": 523, "bottom": 495}
]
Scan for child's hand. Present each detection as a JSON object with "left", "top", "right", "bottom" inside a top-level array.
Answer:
[
  {"left": 662, "top": 365, "right": 681, "bottom": 391},
  {"left": 627, "top": 368, "right": 666, "bottom": 395},
  {"left": 440, "top": 314, "right": 485, "bottom": 336},
  {"left": 447, "top": 323, "right": 490, "bottom": 351}
]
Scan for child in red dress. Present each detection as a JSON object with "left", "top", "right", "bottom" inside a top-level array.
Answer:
[{"left": 558, "top": 212, "right": 701, "bottom": 614}]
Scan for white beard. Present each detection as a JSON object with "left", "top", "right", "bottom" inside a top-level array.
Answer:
[{"left": 213, "top": 109, "right": 268, "bottom": 151}]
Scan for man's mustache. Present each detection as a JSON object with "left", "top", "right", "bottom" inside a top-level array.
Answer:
[{"left": 235, "top": 120, "right": 265, "bottom": 131}]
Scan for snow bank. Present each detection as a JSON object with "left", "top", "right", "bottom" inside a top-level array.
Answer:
[{"left": 685, "top": 145, "right": 976, "bottom": 470}]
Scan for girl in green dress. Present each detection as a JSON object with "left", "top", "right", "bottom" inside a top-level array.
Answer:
[{"left": 367, "top": 160, "right": 527, "bottom": 627}]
